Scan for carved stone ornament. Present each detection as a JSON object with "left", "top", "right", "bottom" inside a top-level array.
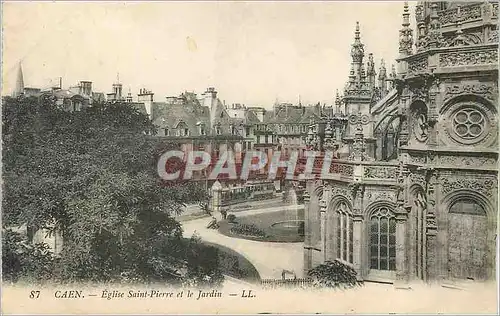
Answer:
[
  {"left": 330, "top": 185, "right": 351, "bottom": 201},
  {"left": 410, "top": 154, "right": 426, "bottom": 165},
  {"left": 445, "top": 32, "right": 482, "bottom": 47},
  {"left": 438, "top": 3, "right": 482, "bottom": 26},
  {"left": 444, "top": 83, "right": 496, "bottom": 102},
  {"left": 441, "top": 177, "right": 497, "bottom": 198},
  {"left": 438, "top": 155, "right": 497, "bottom": 168},
  {"left": 439, "top": 49, "right": 498, "bottom": 68},
  {"left": 410, "top": 172, "right": 426, "bottom": 188},
  {"left": 487, "top": 29, "right": 498, "bottom": 44},
  {"left": 408, "top": 56, "right": 428, "bottom": 74},
  {"left": 363, "top": 166, "right": 399, "bottom": 179},
  {"left": 365, "top": 190, "right": 396, "bottom": 202},
  {"left": 413, "top": 112, "right": 429, "bottom": 143}
]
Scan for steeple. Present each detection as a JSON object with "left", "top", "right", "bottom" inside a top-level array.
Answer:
[
  {"left": 13, "top": 62, "right": 25, "bottom": 97},
  {"left": 398, "top": 2, "right": 414, "bottom": 57}
]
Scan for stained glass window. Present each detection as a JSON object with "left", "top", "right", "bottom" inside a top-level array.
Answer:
[{"left": 370, "top": 207, "right": 396, "bottom": 270}]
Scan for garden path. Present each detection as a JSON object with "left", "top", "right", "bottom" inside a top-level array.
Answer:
[{"left": 181, "top": 205, "right": 304, "bottom": 279}]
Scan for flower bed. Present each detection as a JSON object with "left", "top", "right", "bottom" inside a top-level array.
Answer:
[{"left": 229, "top": 223, "right": 267, "bottom": 238}]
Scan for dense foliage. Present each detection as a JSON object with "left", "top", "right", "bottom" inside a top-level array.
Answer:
[
  {"left": 226, "top": 214, "right": 237, "bottom": 223},
  {"left": 307, "top": 260, "right": 363, "bottom": 289},
  {"left": 2, "top": 96, "right": 217, "bottom": 285}
]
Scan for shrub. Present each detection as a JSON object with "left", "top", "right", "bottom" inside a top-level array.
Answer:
[
  {"left": 230, "top": 224, "right": 267, "bottom": 238},
  {"left": 2, "top": 229, "right": 55, "bottom": 283},
  {"left": 226, "top": 214, "right": 237, "bottom": 223},
  {"left": 307, "top": 260, "right": 363, "bottom": 289}
]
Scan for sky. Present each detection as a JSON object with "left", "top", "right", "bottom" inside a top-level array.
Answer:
[{"left": 2, "top": 1, "right": 416, "bottom": 108}]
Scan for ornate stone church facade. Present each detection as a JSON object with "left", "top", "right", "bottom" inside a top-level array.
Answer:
[{"left": 303, "top": 1, "right": 498, "bottom": 283}]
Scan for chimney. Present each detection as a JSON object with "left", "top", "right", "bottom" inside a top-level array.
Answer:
[{"left": 138, "top": 88, "right": 154, "bottom": 119}]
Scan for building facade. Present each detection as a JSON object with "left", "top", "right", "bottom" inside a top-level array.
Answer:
[{"left": 303, "top": 1, "right": 498, "bottom": 284}]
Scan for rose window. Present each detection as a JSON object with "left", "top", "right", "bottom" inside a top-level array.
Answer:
[{"left": 452, "top": 108, "right": 485, "bottom": 140}]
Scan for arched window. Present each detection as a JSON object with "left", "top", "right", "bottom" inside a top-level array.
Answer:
[
  {"left": 448, "top": 198, "right": 488, "bottom": 280},
  {"left": 449, "top": 198, "right": 486, "bottom": 216},
  {"left": 370, "top": 206, "right": 396, "bottom": 271},
  {"left": 335, "top": 201, "right": 354, "bottom": 263}
]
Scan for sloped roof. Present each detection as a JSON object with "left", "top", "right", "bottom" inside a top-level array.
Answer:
[
  {"left": 151, "top": 98, "right": 210, "bottom": 136},
  {"left": 245, "top": 110, "right": 261, "bottom": 124}
]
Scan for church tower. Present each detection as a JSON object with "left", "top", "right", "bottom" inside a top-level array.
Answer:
[
  {"left": 343, "top": 22, "right": 375, "bottom": 157},
  {"left": 13, "top": 62, "right": 25, "bottom": 97}
]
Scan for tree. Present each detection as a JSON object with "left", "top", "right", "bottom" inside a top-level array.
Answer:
[{"left": 2, "top": 96, "right": 214, "bottom": 284}]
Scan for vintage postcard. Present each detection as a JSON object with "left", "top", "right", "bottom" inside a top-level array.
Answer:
[{"left": 1, "top": 0, "right": 498, "bottom": 314}]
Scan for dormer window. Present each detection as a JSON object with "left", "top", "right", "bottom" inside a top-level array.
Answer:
[
  {"left": 164, "top": 127, "right": 169, "bottom": 136},
  {"left": 230, "top": 125, "right": 236, "bottom": 135},
  {"left": 176, "top": 121, "right": 189, "bottom": 137},
  {"left": 216, "top": 124, "right": 221, "bottom": 135}
]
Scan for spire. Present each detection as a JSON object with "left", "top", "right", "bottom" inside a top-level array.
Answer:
[
  {"left": 377, "top": 59, "right": 387, "bottom": 92},
  {"left": 367, "top": 53, "right": 375, "bottom": 76},
  {"left": 13, "top": 62, "right": 25, "bottom": 97},
  {"left": 335, "top": 89, "right": 341, "bottom": 114},
  {"left": 399, "top": 2, "right": 413, "bottom": 56},
  {"left": 428, "top": 2, "right": 443, "bottom": 49},
  {"left": 366, "top": 53, "right": 376, "bottom": 90},
  {"left": 348, "top": 111, "right": 372, "bottom": 162},
  {"left": 391, "top": 64, "right": 397, "bottom": 79},
  {"left": 378, "top": 59, "right": 387, "bottom": 81},
  {"left": 350, "top": 22, "right": 365, "bottom": 64}
]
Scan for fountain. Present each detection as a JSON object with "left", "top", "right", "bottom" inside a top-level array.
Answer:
[{"left": 269, "top": 187, "right": 304, "bottom": 237}]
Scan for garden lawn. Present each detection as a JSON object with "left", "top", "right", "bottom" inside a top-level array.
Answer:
[
  {"left": 202, "top": 242, "right": 261, "bottom": 283},
  {"left": 218, "top": 209, "right": 305, "bottom": 243}
]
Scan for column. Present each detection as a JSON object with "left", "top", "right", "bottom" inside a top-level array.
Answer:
[
  {"left": 395, "top": 212, "right": 409, "bottom": 284},
  {"left": 352, "top": 214, "right": 363, "bottom": 280},
  {"left": 303, "top": 190, "right": 312, "bottom": 275},
  {"left": 320, "top": 198, "right": 327, "bottom": 262}
]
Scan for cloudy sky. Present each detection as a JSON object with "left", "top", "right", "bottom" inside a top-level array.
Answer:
[{"left": 2, "top": 1, "right": 416, "bottom": 108}]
